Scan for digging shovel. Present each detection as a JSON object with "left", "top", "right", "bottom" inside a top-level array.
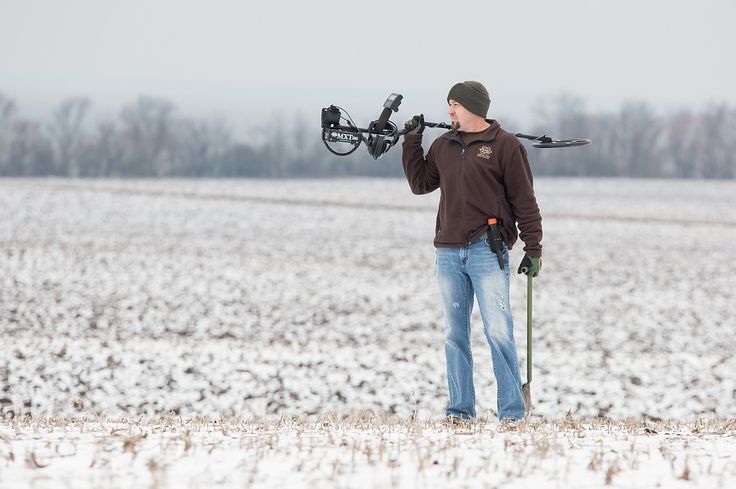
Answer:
[{"left": 522, "top": 273, "right": 533, "bottom": 417}]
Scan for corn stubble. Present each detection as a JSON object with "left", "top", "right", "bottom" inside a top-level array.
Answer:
[{"left": 0, "top": 413, "right": 734, "bottom": 488}]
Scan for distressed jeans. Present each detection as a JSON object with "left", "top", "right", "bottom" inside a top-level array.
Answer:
[{"left": 436, "top": 237, "right": 526, "bottom": 420}]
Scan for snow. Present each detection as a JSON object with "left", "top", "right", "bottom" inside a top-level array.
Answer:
[
  {"left": 1, "top": 416, "right": 734, "bottom": 488},
  {"left": 1, "top": 176, "right": 735, "bottom": 487}
]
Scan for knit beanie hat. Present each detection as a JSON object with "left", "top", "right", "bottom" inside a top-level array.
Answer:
[{"left": 447, "top": 81, "right": 490, "bottom": 118}]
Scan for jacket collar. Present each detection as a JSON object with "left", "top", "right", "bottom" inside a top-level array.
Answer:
[{"left": 441, "top": 119, "right": 501, "bottom": 145}]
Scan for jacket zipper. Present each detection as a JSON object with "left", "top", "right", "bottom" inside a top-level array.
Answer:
[{"left": 460, "top": 145, "right": 469, "bottom": 243}]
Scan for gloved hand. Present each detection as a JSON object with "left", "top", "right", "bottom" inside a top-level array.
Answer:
[
  {"left": 404, "top": 114, "right": 425, "bottom": 135},
  {"left": 518, "top": 255, "right": 542, "bottom": 277}
]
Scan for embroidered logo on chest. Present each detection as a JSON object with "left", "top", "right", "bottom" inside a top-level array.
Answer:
[{"left": 476, "top": 145, "right": 493, "bottom": 159}]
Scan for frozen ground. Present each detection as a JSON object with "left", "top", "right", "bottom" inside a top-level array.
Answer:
[
  {"left": 1, "top": 177, "right": 735, "bottom": 487},
  {"left": 1, "top": 415, "right": 735, "bottom": 488}
]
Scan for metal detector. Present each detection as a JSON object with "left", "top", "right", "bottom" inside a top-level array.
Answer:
[{"left": 321, "top": 93, "right": 591, "bottom": 159}]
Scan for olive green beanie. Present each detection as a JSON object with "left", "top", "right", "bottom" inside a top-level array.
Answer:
[{"left": 447, "top": 81, "right": 490, "bottom": 118}]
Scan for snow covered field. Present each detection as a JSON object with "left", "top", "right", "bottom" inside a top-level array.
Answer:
[
  {"left": 1, "top": 415, "right": 734, "bottom": 488},
  {"left": 1, "top": 177, "right": 735, "bottom": 487}
]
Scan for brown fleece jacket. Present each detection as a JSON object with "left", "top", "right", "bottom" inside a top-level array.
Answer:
[{"left": 402, "top": 120, "right": 542, "bottom": 257}]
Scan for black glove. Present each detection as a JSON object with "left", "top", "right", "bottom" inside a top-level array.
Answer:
[
  {"left": 404, "top": 114, "right": 425, "bottom": 135},
  {"left": 517, "top": 255, "right": 542, "bottom": 277}
]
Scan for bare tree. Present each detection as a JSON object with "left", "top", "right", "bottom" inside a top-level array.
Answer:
[
  {"left": 257, "top": 113, "right": 287, "bottom": 177},
  {"left": 661, "top": 109, "right": 701, "bottom": 178},
  {"left": 287, "top": 113, "right": 321, "bottom": 176},
  {"left": 3, "top": 120, "right": 54, "bottom": 176},
  {"left": 75, "top": 119, "right": 124, "bottom": 177},
  {"left": 50, "top": 97, "right": 91, "bottom": 177},
  {"left": 0, "top": 93, "right": 17, "bottom": 130},
  {"left": 614, "top": 102, "right": 662, "bottom": 177},
  {"left": 176, "top": 117, "right": 232, "bottom": 176},
  {"left": 697, "top": 103, "right": 736, "bottom": 179},
  {"left": 0, "top": 93, "right": 18, "bottom": 173},
  {"left": 120, "top": 96, "right": 175, "bottom": 176}
]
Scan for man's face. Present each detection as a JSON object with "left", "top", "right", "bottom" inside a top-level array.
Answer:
[{"left": 448, "top": 99, "right": 474, "bottom": 131}]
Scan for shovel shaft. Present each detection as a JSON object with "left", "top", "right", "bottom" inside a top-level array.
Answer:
[{"left": 526, "top": 274, "right": 533, "bottom": 384}]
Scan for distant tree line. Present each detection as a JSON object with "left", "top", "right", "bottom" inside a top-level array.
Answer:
[
  {"left": 0, "top": 92, "right": 734, "bottom": 179},
  {"left": 529, "top": 94, "right": 736, "bottom": 179}
]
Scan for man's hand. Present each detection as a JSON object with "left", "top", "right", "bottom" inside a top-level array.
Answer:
[
  {"left": 518, "top": 255, "right": 542, "bottom": 277},
  {"left": 404, "top": 114, "right": 425, "bottom": 135}
]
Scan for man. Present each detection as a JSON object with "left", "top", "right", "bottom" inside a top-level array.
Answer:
[{"left": 401, "top": 81, "right": 542, "bottom": 421}]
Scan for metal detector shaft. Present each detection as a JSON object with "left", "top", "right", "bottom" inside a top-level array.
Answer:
[
  {"left": 396, "top": 121, "right": 451, "bottom": 136},
  {"left": 425, "top": 122, "right": 451, "bottom": 129},
  {"left": 329, "top": 121, "right": 557, "bottom": 142},
  {"left": 328, "top": 124, "right": 397, "bottom": 136},
  {"left": 516, "top": 133, "right": 553, "bottom": 144},
  {"left": 328, "top": 121, "right": 453, "bottom": 137}
]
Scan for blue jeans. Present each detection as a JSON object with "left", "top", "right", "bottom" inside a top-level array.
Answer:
[{"left": 435, "top": 237, "right": 525, "bottom": 420}]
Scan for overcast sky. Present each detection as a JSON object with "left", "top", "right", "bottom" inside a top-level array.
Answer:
[{"left": 2, "top": 0, "right": 735, "bottom": 137}]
